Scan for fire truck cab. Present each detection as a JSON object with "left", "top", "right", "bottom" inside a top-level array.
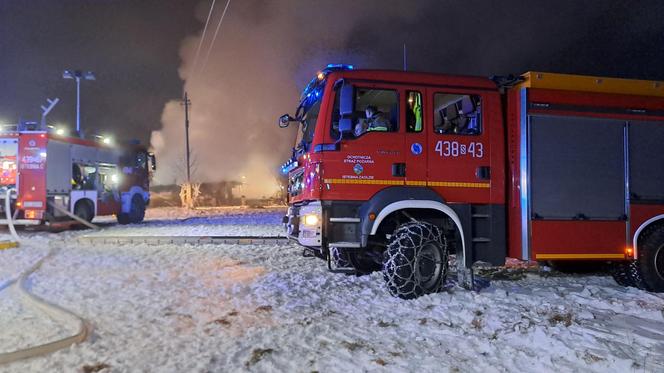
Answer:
[
  {"left": 0, "top": 122, "right": 155, "bottom": 226},
  {"left": 280, "top": 65, "right": 664, "bottom": 299}
]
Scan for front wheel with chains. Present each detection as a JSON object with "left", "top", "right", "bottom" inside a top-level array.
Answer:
[{"left": 382, "top": 221, "right": 448, "bottom": 299}]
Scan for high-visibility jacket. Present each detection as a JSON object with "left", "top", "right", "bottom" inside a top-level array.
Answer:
[{"left": 367, "top": 112, "right": 390, "bottom": 132}]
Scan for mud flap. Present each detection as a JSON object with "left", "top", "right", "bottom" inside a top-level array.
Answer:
[{"left": 456, "top": 266, "right": 475, "bottom": 290}]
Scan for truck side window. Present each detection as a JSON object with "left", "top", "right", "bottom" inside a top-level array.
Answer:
[
  {"left": 406, "top": 91, "right": 423, "bottom": 132},
  {"left": 352, "top": 88, "right": 399, "bottom": 138},
  {"left": 79, "top": 164, "right": 98, "bottom": 190},
  {"left": 433, "top": 93, "right": 481, "bottom": 135},
  {"left": 98, "top": 164, "right": 119, "bottom": 191}
]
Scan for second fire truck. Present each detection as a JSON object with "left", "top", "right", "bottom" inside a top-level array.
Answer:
[{"left": 0, "top": 122, "right": 155, "bottom": 226}]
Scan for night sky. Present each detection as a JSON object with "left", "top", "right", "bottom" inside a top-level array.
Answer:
[{"left": 1, "top": 0, "right": 664, "bottom": 187}]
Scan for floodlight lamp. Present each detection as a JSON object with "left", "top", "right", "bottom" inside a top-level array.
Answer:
[
  {"left": 84, "top": 71, "right": 96, "bottom": 81},
  {"left": 63, "top": 70, "right": 74, "bottom": 79}
]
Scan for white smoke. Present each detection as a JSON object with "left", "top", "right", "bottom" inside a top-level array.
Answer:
[{"left": 149, "top": 0, "right": 431, "bottom": 197}]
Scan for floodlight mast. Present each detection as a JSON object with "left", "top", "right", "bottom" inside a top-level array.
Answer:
[{"left": 63, "top": 70, "right": 95, "bottom": 136}]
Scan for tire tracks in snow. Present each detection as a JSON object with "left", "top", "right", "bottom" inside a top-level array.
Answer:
[{"left": 0, "top": 244, "right": 92, "bottom": 365}]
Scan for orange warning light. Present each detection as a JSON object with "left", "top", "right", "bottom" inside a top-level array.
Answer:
[{"left": 625, "top": 246, "right": 634, "bottom": 258}]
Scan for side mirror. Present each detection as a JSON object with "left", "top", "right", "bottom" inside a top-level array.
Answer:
[
  {"left": 336, "top": 81, "right": 355, "bottom": 139},
  {"left": 339, "top": 118, "right": 353, "bottom": 134},
  {"left": 339, "top": 83, "right": 354, "bottom": 117},
  {"left": 148, "top": 152, "right": 157, "bottom": 171},
  {"left": 279, "top": 114, "right": 296, "bottom": 128}
]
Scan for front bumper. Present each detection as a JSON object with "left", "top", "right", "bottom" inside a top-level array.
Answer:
[{"left": 285, "top": 202, "right": 322, "bottom": 247}]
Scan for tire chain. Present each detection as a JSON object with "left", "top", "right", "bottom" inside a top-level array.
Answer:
[
  {"left": 383, "top": 222, "right": 448, "bottom": 299},
  {"left": 609, "top": 261, "right": 635, "bottom": 287},
  {"left": 610, "top": 225, "right": 655, "bottom": 291}
]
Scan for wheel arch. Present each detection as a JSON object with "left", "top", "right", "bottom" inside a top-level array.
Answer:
[
  {"left": 70, "top": 191, "right": 97, "bottom": 216},
  {"left": 633, "top": 214, "right": 664, "bottom": 257},
  {"left": 369, "top": 200, "right": 467, "bottom": 257}
]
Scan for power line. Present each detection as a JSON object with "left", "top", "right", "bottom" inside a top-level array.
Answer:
[
  {"left": 201, "top": 0, "right": 231, "bottom": 72},
  {"left": 191, "top": 0, "right": 217, "bottom": 78}
]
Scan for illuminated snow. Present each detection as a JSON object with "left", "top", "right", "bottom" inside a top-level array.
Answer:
[{"left": 0, "top": 207, "right": 662, "bottom": 372}]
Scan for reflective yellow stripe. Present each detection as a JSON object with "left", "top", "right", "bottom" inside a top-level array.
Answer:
[
  {"left": 535, "top": 253, "right": 625, "bottom": 260},
  {"left": 324, "top": 179, "right": 490, "bottom": 188},
  {"left": 323, "top": 178, "right": 404, "bottom": 185},
  {"left": 427, "top": 181, "right": 490, "bottom": 188},
  {"left": 405, "top": 180, "right": 427, "bottom": 186}
]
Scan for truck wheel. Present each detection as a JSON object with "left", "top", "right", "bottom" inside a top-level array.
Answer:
[
  {"left": 610, "top": 262, "right": 635, "bottom": 287},
  {"left": 382, "top": 221, "right": 448, "bottom": 299},
  {"left": 131, "top": 195, "right": 146, "bottom": 223},
  {"left": 117, "top": 195, "right": 146, "bottom": 225},
  {"left": 636, "top": 226, "right": 664, "bottom": 292},
  {"left": 74, "top": 201, "right": 93, "bottom": 223}
]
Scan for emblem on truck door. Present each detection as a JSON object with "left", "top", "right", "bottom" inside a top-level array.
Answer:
[
  {"left": 353, "top": 163, "right": 364, "bottom": 175},
  {"left": 411, "top": 142, "right": 423, "bottom": 155}
]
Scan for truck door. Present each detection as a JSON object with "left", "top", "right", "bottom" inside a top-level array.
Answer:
[
  {"left": 323, "top": 84, "right": 405, "bottom": 201},
  {"left": 427, "top": 89, "right": 492, "bottom": 203}
]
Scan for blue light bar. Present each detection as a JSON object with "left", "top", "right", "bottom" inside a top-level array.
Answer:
[
  {"left": 281, "top": 160, "right": 299, "bottom": 174},
  {"left": 325, "top": 63, "right": 354, "bottom": 70}
]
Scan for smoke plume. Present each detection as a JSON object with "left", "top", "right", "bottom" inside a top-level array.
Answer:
[
  {"left": 150, "top": 0, "right": 663, "bottom": 198},
  {"left": 150, "top": 0, "right": 430, "bottom": 197}
]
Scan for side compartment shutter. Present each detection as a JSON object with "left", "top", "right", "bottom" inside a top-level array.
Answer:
[
  {"left": 629, "top": 120, "right": 664, "bottom": 202},
  {"left": 530, "top": 115, "right": 625, "bottom": 220},
  {"left": 46, "top": 141, "right": 72, "bottom": 193}
]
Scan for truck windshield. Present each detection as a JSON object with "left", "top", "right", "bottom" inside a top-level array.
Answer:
[{"left": 295, "top": 99, "right": 321, "bottom": 153}]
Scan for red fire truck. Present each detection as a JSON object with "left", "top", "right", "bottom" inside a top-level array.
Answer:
[
  {"left": 279, "top": 64, "right": 664, "bottom": 299},
  {"left": 0, "top": 122, "right": 155, "bottom": 226}
]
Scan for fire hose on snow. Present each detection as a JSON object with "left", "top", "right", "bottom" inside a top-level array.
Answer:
[
  {"left": 0, "top": 245, "right": 92, "bottom": 365},
  {"left": 47, "top": 201, "right": 100, "bottom": 230},
  {"left": 2, "top": 188, "right": 20, "bottom": 248},
  {"left": 0, "top": 189, "right": 93, "bottom": 365}
]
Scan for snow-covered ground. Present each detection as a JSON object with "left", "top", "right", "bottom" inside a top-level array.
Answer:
[
  {"left": 90, "top": 206, "right": 286, "bottom": 237},
  {"left": 0, "top": 207, "right": 663, "bottom": 372}
]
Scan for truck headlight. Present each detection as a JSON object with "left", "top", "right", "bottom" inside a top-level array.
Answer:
[{"left": 303, "top": 214, "right": 319, "bottom": 226}]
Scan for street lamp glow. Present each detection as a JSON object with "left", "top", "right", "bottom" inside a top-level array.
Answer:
[
  {"left": 63, "top": 69, "right": 95, "bottom": 135},
  {"left": 102, "top": 137, "right": 112, "bottom": 145}
]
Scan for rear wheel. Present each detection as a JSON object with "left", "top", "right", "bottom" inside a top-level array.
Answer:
[
  {"left": 382, "top": 221, "right": 448, "bottom": 299},
  {"left": 73, "top": 201, "right": 93, "bottom": 223},
  {"left": 637, "top": 226, "right": 664, "bottom": 292},
  {"left": 610, "top": 262, "right": 635, "bottom": 287}
]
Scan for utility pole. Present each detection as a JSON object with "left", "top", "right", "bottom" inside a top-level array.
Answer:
[{"left": 181, "top": 92, "right": 192, "bottom": 183}]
